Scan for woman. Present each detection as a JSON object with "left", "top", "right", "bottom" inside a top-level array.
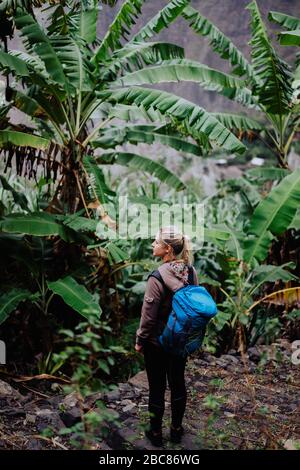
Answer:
[{"left": 135, "top": 226, "right": 198, "bottom": 447}]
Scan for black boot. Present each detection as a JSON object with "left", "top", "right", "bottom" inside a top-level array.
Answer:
[
  {"left": 170, "top": 425, "right": 184, "bottom": 443},
  {"left": 145, "top": 428, "right": 163, "bottom": 447}
]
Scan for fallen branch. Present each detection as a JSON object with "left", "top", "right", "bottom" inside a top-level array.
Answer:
[{"left": 11, "top": 373, "right": 70, "bottom": 384}]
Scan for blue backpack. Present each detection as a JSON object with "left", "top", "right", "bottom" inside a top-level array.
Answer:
[{"left": 149, "top": 266, "right": 217, "bottom": 357}]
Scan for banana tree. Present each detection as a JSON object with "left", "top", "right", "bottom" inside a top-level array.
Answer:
[
  {"left": 268, "top": 10, "right": 300, "bottom": 97},
  {"left": 210, "top": 252, "right": 299, "bottom": 352},
  {"left": 203, "top": 167, "right": 300, "bottom": 351},
  {"left": 0, "top": 0, "right": 246, "bottom": 217},
  {"left": 143, "top": 0, "right": 300, "bottom": 169},
  {"left": 0, "top": 208, "right": 127, "bottom": 326}
]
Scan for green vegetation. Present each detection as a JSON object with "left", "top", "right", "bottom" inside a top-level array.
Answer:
[{"left": 0, "top": 1, "right": 299, "bottom": 442}]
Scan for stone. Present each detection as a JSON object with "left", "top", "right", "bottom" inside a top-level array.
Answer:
[
  {"left": 61, "top": 392, "right": 79, "bottom": 409},
  {"left": 47, "top": 395, "right": 65, "bottom": 409},
  {"left": 215, "top": 359, "right": 228, "bottom": 367},
  {"left": 50, "top": 383, "right": 61, "bottom": 392},
  {"left": 122, "top": 403, "right": 137, "bottom": 413},
  {"left": 202, "top": 354, "right": 216, "bottom": 364},
  {"left": 228, "top": 349, "right": 238, "bottom": 355},
  {"left": 122, "top": 391, "right": 137, "bottom": 400},
  {"left": 138, "top": 404, "right": 148, "bottom": 411},
  {"left": 35, "top": 409, "right": 65, "bottom": 433},
  {"left": 247, "top": 347, "right": 261, "bottom": 363},
  {"left": 25, "top": 413, "right": 36, "bottom": 424},
  {"left": 118, "top": 383, "right": 132, "bottom": 392},
  {"left": 222, "top": 354, "right": 240, "bottom": 364},
  {"left": 60, "top": 407, "right": 81, "bottom": 427},
  {"left": 128, "top": 371, "right": 149, "bottom": 390},
  {"left": 224, "top": 411, "right": 235, "bottom": 418},
  {"left": 0, "top": 379, "right": 23, "bottom": 401},
  {"left": 119, "top": 399, "right": 134, "bottom": 406},
  {"left": 105, "top": 389, "right": 120, "bottom": 402},
  {"left": 84, "top": 392, "right": 103, "bottom": 409}
]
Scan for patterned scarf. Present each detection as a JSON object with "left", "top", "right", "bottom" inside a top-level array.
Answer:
[{"left": 168, "top": 260, "right": 189, "bottom": 284}]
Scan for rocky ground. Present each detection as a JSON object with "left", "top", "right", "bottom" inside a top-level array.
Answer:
[{"left": 0, "top": 340, "right": 299, "bottom": 450}]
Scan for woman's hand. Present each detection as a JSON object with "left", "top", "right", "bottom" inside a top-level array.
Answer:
[{"left": 135, "top": 343, "right": 143, "bottom": 354}]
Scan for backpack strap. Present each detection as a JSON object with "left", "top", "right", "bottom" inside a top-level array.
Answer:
[
  {"left": 147, "top": 270, "right": 166, "bottom": 287},
  {"left": 187, "top": 265, "right": 194, "bottom": 285}
]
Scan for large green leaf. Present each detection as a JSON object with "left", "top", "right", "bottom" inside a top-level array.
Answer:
[
  {"left": 209, "top": 85, "right": 257, "bottom": 109},
  {"left": 0, "top": 50, "right": 30, "bottom": 77},
  {"left": 131, "top": 0, "right": 190, "bottom": 43},
  {"left": 0, "top": 288, "right": 33, "bottom": 325},
  {"left": 5, "top": 49, "right": 52, "bottom": 84},
  {"left": 226, "top": 177, "right": 261, "bottom": 206},
  {"left": 50, "top": 36, "right": 94, "bottom": 93},
  {"left": 244, "top": 167, "right": 300, "bottom": 264},
  {"left": 0, "top": 130, "right": 50, "bottom": 149},
  {"left": 47, "top": 276, "right": 102, "bottom": 319},
  {"left": 279, "top": 30, "right": 300, "bottom": 47},
  {"left": 92, "top": 124, "right": 203, "bottom": 156},
  {"left": 204, "top": 226, "right": 231, "bottom": 248},
  {"left": 103, "top": 42, "right": 184, "bottom": 80},
  {"left": 205, "top": 224, "right": 243, "bottom": 256},
  {"left": 11, "top": 89, "right": 44, "bottom": 118},
  {"left": 102, "top": 86, "right": 246, "bottom": 154},
  {"left": 98, "top": 151, "right": 186, "bottom": 191},
  {"left": 83, "top": 155, "right": 115, "bottom": 204},
  {"left": 0, "top": 212, "right": 72, "bottom": 241},
  {"left": 247, "top": 0, "right": 292, "bottom": 115},
  {"left": 249, "top": 262, "right": 299, "bottom": 296},
  {"left": 251, "top": 263, "right": 298, "bottom": 287},
  {"left": 105, "top": 242, "right": 130, "bottom": 265},
  {"left": 15, "top": 9, "right": 67, "bottom": 88},
  {"left": 77, "top": 1, "right": 98, "bottom": 44},
  {"left": 269, "top": 11, "right": 300, "bottom": 30},
  {"left": 181, "top": 5, "right": 253, "bottom": 78},
  {"left": 62, "top": 215, "right": 98, "bottom": 233},
  {"left": 210, "top": 112, "right": 263, "bottom": 131},
  {"left": 0, "top": 175, "right": 29, "bottom": 211},
  {"left": 93, "top": 0, "right": 144, "bottom": 62},
  {"left": 9, "top": 89, "right": 65, "bottom": 135},
  {"left": 108, "top": 103, "right": 167, "bottom": 123},
  {"left": 246, "top": 167, "right": 290, "bottom": 180},
  {"left": 112, "top": 59, "right": 246, "bottom": 91},
  {"left": 0, "top": 0, "right": 49, "bottom": 12}
]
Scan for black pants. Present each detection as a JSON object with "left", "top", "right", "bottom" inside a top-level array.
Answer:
[{"left": 143, "top": 341, "right": 188, "bottom": 431}]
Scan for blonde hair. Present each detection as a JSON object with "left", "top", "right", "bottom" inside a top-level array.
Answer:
[{"left": 157, "top": 225, "right": 193, "bottom": 265}]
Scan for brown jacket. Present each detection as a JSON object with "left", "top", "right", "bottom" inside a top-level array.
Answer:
[{"left": 136, "top": 261, "right": 199, "bottom": 347}]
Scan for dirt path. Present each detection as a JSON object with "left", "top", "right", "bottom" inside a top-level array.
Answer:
[{"left": 0, "top": 340, "right": 299, "bottom": 450}]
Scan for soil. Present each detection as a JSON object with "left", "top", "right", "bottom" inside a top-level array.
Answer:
[{"left": 0, "top": 339, "right": 299, "bottom": 450}]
